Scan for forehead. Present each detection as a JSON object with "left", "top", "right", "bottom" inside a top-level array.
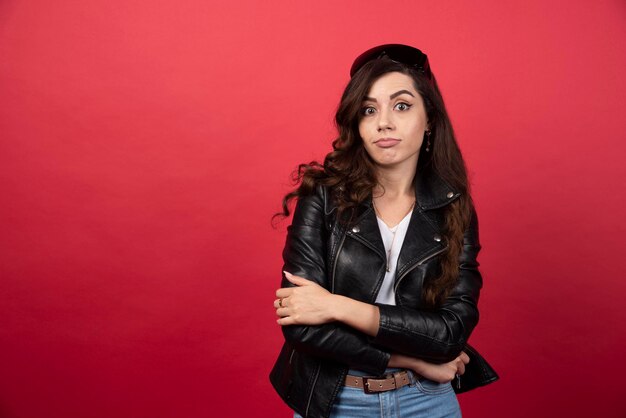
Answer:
[{"left": 366, "top": 72, "right": 418, "bottom": 97}]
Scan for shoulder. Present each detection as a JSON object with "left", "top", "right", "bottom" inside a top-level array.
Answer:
[{"left": 292, "top": 185, "right": 335, "bottom": 227}]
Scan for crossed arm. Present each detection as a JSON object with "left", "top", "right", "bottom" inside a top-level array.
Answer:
[
  {"left": 275, "top": 271, "right": 469, "bottom": 382},
  {"left": 273, "top": 189, "right": 479, "bottom": 381}
]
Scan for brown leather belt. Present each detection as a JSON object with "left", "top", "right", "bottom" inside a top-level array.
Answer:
[{"left": 344, "top": 371, "right": 413, "bottom": 394}]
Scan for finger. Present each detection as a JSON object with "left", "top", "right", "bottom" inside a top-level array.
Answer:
[
  {"left": 456, "top": 361, "right": 466, "bottom": 375},
  {"left": 276, "top": 288, "right": 294, "bottom": 298},
  {"left": 275, "top": 307, "right": 289, "bottom": 317},
  {"left": 460, "top": 351, "right": 470, "bottom": 364},
  {"left": 277, "top": 316, "right": 296, "bottom": 326},
  {"left": 284, "top": 271, "right": 314, "bottom": 286},
  {"left": 273, "top": 298, "right": 288, "bottom": 309}
]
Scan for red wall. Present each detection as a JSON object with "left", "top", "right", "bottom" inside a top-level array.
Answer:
[{"left": 1, "top": 1, "right": 625, "bottom": 417}]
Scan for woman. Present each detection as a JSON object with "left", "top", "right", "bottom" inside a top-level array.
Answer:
[{"left": 270, "top": 44, "right": 497, "bottom": 418}]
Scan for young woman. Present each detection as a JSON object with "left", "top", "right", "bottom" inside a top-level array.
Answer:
[{"left": 270, "top": 44, "right": 497, "bottom": 418}]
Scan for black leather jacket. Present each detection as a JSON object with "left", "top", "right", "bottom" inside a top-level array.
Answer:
[{"left": 270, "top": 172, "right": 484, "bottom": 418}]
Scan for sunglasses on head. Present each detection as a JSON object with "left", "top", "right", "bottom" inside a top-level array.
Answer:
[{"left": 349, "top": 44, "right": 434, "bottom": 83}]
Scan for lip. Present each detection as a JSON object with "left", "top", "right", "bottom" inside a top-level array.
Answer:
[{"left": 374, "top": 138, "right": 401, "bottom": 148}]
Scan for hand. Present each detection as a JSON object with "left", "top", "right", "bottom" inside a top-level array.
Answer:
[
  {"left": 390, "top": 351, "right": 470, "bottom": 384},
  {"left": 274, "top": 271, "right": 336, "bottom": 326},
  {"left": 416, "top": 351, "right": 469, "bottom": 383}
]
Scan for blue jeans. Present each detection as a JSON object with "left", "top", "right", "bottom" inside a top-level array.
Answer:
[{"left": 294, "top": 368, "right": 461, "bottom": 418}]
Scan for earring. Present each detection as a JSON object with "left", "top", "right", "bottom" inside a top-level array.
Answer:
[{"left": 425, "top": 130, "right": 431, "bottom": 152}]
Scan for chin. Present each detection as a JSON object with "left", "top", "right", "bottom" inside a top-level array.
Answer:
[{"left": 374, "top": 159, "right": 400, "bottom": 167}]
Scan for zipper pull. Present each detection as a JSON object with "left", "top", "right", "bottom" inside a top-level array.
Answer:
[{"left": 455, "top": 373, "right": 461, "bottom": 390}]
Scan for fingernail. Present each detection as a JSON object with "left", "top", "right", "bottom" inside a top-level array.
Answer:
[{"left": 283, "top": 271, "right": 292, "bottom": 276}]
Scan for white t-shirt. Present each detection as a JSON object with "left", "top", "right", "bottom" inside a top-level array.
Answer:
[{"left": 374, "top": 210, "right": 413, "bottom": 306}]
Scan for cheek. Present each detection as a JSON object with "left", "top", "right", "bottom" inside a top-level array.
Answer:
[
  {"left": 358, "top": 122, "right": 367, "bottom": 140},
  {"left": 412, "top": 132, "right": 425, "bottom": 148},
  {"left": 359, "top": 120, "right": 371, "bottom": 139},
  {"left": 410, "top": 120, "right": 427, "bottom": 139}
]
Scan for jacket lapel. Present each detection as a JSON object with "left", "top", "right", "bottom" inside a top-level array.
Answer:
[
  {"left": 395, "top": 209, "right": 445, "bottom": 280},
  {"left": 339, "top": 171, "right": 461, "bottom": 288},
  {"left": 345, "top": 201, "right": 386, "bottom": 262},
  {"left": 395, "top": 172, "right": 460, "bottom": 280}
]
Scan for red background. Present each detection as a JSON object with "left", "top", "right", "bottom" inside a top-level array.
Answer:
[{"left": 1, "top": 1, "right": 625, "bottom": 417}]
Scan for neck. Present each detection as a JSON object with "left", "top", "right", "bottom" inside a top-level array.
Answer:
[{"left": 373, "top": 163, "right": 417, "bottom": 199}]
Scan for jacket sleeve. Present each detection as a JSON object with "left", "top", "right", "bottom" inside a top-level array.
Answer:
[
  {"left": 370, "top": 207, "right": 482, "bottom": 364},
  {"left": 280, "top": 186, "right": 391, "bottom": 375}
]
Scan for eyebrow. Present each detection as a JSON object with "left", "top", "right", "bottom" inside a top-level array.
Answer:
[{"left": 364, "top": 89, "right": 415, "bottom": 102}]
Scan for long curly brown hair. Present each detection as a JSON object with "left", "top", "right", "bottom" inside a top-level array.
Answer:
[{"left": 275, "top": 57, "right": 474, "bottom": 309}]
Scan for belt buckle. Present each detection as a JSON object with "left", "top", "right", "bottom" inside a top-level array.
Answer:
[
  {"left": 362, "top": 377, "right": 377, "bottom": 394},
  {"left": 362, "top": 376, "right": 393, "bottom": 394}
]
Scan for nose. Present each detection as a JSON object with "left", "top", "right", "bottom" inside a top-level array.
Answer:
[{"left": 377, "top": 107, "right": 394, "bottom": 131}]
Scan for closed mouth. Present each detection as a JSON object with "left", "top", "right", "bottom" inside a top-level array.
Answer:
[{"left": 374, "top": 138, "right": 401, "bottom": 148}]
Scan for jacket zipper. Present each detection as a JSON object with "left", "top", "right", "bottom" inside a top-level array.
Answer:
[
  {"left": 305, "top": 364, "right": 321, "bottom": 417},
  {"left": 330, "top": 232, "right": 346, "bottom": 294},
  {"left": 393, "top": 245, "right": 448, "bottom": 294}
]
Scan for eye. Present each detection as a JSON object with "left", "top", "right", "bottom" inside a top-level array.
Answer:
[
  {"left": 394, "top": 102, "right": 412, "bottom": 111},
  {"left": 361, "top": 106, "right": 376, "bottom": 116}
]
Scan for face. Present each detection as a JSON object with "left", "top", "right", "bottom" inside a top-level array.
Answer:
[{"left": 358, "top": 71, "right": 429, "bottom": 170}]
